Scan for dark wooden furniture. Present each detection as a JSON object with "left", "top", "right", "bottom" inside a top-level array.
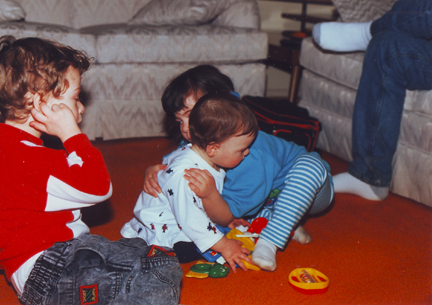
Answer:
[{"left": 262, "top": 0, "right": 336, "bottom": 103}]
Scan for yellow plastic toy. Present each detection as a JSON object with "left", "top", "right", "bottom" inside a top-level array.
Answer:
[
  {"left": 225, "top": 229, "right": 256, "bottom": 252},
  {"left": 225, "top": 229, "right": 260, "bottom": 271},
  {"left": 288, "top": 268, "right": 329, "bottom": 294}
]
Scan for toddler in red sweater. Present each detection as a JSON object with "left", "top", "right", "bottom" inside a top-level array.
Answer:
[{"left": 0, "top": 35, "right": 182, "bottom": 305}]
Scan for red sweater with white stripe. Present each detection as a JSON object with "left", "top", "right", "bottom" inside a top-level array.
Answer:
[{"left": 0, "top": 123, "right": 112, "bottom": 280}]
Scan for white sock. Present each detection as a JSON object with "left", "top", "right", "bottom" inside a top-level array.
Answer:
[
  {"left": 252, "top": 238, "right": 277, "bottom": 272},
  {"left": 292, "top": 225, "right": 312, "bottom": 244},
  {"left": 333, "top": 172, "right": 389, "bottom": 201},
  {"left": 312, "top": 21, "right": 373, "bottom": 52}
]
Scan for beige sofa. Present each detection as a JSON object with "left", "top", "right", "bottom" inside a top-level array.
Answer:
[
  {"left": 298, "top": 0, "right": 432, "bottom": 207},
  {"left": 0, "top": 0, "right": 267, "bottom": 140}
]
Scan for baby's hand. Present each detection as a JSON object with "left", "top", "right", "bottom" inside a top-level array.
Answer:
[
  {"left": 212, "top": 237, "right": 251, "bottom": 273},
  {"left": 228, "top": 218, "right": 251, "bottom": 229},
  {"left": 143, "top": 164, "right": 167, "bottom": 197},
  {"left": 184, "top": 168, "right": 217, "bottom": 199},
  {"left": 30, "top": 103, "right": 81, "bottom": 142}
]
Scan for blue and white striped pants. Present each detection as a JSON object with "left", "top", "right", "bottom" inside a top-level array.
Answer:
[{"left": 258, "top": 152, "right": 334, "bottom": 248}]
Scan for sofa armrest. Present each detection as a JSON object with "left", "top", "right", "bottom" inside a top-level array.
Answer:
[
  {"left": 212, "top": 0, "right": 260, "bottom": 29},
  {"left": 332, "top": 0, "right": 396, "bottom": 22}
]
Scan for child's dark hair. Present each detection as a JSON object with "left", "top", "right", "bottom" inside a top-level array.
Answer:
[
  {"left": 161, "top": 65, "right": 235, "bottom": 143},
  {"left": 0, "top": 35, "right": 91, "bottom": 123},
  {"left": 189, "top": 93, "right": 258, "bottom": 150}
]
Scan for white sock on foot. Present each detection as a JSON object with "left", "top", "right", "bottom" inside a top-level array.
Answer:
[
  {"left": 252, "top": 238, "right": 277, "bottom": 271},
  {"left": 292, "top": 225, "right": 312, "bottom": 244},
  {"left": 312, "top": 21, "right": 373, "bottom": 52},
  {"left": 333, "top": 172, "right": 389, "bottom": 201}
]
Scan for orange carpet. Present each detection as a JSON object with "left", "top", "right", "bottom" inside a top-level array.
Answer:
[{"left": 1, "top": 137, "right": 431, "bottom": 305}]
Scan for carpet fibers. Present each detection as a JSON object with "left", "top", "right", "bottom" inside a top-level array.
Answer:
[{"left": 1, "top": 137, "right": 431, "bottom": 305}]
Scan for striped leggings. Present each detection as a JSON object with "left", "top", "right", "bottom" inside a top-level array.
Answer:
[{"left": 258, "top": 152, "right": 334, "bottom": 249}]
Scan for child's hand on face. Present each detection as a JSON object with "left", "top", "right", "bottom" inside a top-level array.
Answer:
[
  {"left": 30, "top": 103, "right": 81, "bottom": 142},
  {"left": 143, "top": 164, "right": 167, "bottom": 197},
  {"left": 212, "top": 237, "right": 252, "bottom": 273},
  {"left": 184, "top": 168, "right": 218, "bottom": 199}
]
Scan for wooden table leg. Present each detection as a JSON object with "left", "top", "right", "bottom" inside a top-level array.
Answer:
[{"left": 288, "top": 49, "right": 302, "bottom": 104}]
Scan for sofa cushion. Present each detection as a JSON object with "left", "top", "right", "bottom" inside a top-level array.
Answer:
[
  {"left": 69, "top": 0, "right": 151, "bottom": 29},
  {"left": 0, "top": 21, "right": 96, "bottom": 58},
  {"left": 0, "top": 0, "right": 25, "bottom": 21},
  {"left": 212, "top": 0, "right": 260, "bottom": 29},
  {"left": 302, "top": 69, "right": 432, "bottom": 153},
  {"left": 82, "top": 23, "right": 267, "bottom": 64},
  {"left": 14, "top": 0, "right": 74, "bottom": 28},
  {"left": 15, "top": 0, "right": 151, "bottom": 29},
  {"left": 300, "top": 37, "right": 364, "bottom": 90},
  {"left": 129, "top": 0, "right": 230, "bottom": 26},
  {"left": 300, "top": 37, "right": 432, "bottom": 118},
  {"left": 332, "top": 0, "right": 396, "bottom": 22},
  {"left": 80, "top": 62, "right": 266, "bottom": 140},
  {"left": 404, "top": 90, "right": 432, "bottom": 117},
  {"left": 14, "top": 0, "right": 260, "bottom": 29}
]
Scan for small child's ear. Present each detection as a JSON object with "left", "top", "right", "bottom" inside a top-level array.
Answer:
[
  {"left": 206, "top": 143, "right": 220, "bottom": 158},
  {"left": 31, "top": 92, "right": 43, "bottom": 111},
  {"left": 23, "top": 91, "right": 42, "bottom": 111}
]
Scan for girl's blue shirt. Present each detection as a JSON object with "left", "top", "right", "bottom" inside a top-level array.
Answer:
[{"left": 222, "top": 131, "right": 308, "bottom": 218}]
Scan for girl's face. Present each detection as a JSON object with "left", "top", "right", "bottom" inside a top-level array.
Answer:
[{"left": 175, "top": 90, "right": 204, "bottom": 142}]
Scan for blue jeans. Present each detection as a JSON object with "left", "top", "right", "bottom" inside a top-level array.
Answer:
[
  {"left": 349, "top": 0, "right": 432, "bottom": 187},
  {"left": 18, "top": 234, "right": 183, "bottom": 305}
]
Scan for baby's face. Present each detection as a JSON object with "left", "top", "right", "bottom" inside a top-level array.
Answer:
[
  {"left": 213, "top": 132, "right": 255, "bottom": 169},
  {"left": 174, "top": 90, "right": 204, "bottom": 142}
]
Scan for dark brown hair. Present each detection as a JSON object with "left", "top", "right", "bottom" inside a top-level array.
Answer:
[
  {"left": 189, "top": 93, "right": 258, "bottom": 149},
  {"left": 0, "top": 35, "right": 91, "bottom": 123},
  {"left": 161, "top": 65, "right": 235, "bottom": 144}
]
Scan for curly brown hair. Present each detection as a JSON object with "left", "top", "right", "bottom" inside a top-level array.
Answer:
[
  {"left": 0, "top": 35, "right": 92, "bottom": 123},
  {"left": 189, "top": 93, "right": 258, "bottom": 150}
]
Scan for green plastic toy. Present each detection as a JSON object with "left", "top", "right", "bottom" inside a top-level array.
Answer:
[{"left": 186, "top": 261, "right": 230, "bottom": 279}]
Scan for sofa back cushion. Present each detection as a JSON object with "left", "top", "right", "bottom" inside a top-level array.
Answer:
[
  {"left": 129, "top": 0, "right": 230, "bottom": 26},
  {"left": 14, "top": 0, "right": 259, "bottom": 30},
  {"left": 81, "top": 23, "right": 268, "bottom": 64},
  {"left": 332, "top": 0, "right": 396, "bottom": 22},
  {"left": 129, "top": 0, "right": 259, "bottom": 29},
  {"left": 14, "top": 0, "right": 151, "bottom": 28},
  {"left": 212, "top": 0, "right": 260, "bottom": 29},
  {"left": 0, "top": 0, "right": 25, "bottom": 21}
]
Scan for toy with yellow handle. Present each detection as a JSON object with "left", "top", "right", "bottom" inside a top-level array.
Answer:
[
  {"left": 225, "top": 228, "right": 260, "bottom": 271},
  {"left": 194, "top": 219, "right": 266, "bottom": 273},
  {"left": 225, "top": 229, "right": 256, "bottom": 252}
]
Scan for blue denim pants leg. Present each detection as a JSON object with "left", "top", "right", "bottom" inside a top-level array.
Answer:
[
  {"left": 349, "top": 30, "right": 432, "bottom": 186},
  {"left": 370, "top": 0, "right": 432, "bottom": 40},
  {"left": 18, "top": 234, "right": 183, "bottom": 305}
]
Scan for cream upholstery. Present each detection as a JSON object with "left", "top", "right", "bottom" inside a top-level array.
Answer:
[
  {"left": 298, "top": 0, "right": 432, "bottom": 207},
  {"left": 1, "top": 0, "right": 267, "bottom": 140}
]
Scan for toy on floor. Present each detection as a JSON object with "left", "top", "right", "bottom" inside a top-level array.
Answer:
[
  {"left": 195, "top": 218, "right": 269, "bottom": 274},
  {"left": 246, "top": 217, "right": 268, "bottom": 235},
  {"left": 289, "top": 268, "right": 329, "bottom": 294},
  {"left": 225, "top": 228, "right": 260, "bottom": 271},
  {"left": 185, "top": 261, "right": 230, "bottom": 279}
]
